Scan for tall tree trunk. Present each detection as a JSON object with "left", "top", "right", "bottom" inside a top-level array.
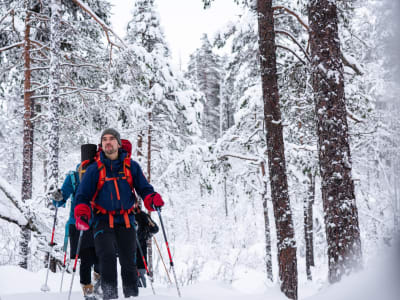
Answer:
[
  {"left": 308, "top": 0, "right": 362, "bottom": 283},
  {"left": 47, "top": 0, "right": 62, "bottom": 190},
  {"left": 304, "top": 173, "right": 315, "bottom": 280},
  {"left": 261, "top": 161, "right": 273, "bottom": 282},
  {"left": 257, "top": 1, "right": 298, "bottom": 298},
  {"left": 19, "top": 9, "right": 33, "bottom": 269},
  {"left": 147, "top": 111, "right": 153, "bottom": 276}
]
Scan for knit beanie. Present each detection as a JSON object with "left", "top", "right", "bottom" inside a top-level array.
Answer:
[{"left": 100, "top": 128, "right": 121, "bottom": 145}]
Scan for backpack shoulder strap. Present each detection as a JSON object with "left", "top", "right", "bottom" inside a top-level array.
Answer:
[
  {"left": 90, "top": 157, "right": 106, "bottom": 208},
  {"left": 69, "top": 171, "right": 78, "bottom": 194},
  {"left": 123, "top": 156, "right": 134, "bottom": 190}
]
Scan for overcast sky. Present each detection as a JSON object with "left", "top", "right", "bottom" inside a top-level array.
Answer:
[{"left": 110, "top": 0, "right": 242, "bottom": 69}]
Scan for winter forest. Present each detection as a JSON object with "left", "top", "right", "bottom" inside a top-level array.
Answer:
[{"left": 0, "top": 0, "right": 399, "bottom": 299}]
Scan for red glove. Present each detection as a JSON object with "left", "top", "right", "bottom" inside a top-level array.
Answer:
[
  {"left": 144, "top": 193, "right": 164, "bottom": 212},
  {"left": 74, "top": 204, "right": 91, "bottom": 231}
]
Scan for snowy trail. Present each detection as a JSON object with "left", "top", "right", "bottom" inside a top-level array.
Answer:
[{"left": 0, "top": 266, "right": 281, "bottom": 300}]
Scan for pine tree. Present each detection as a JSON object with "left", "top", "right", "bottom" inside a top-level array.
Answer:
[
  {"left": 308, "top": 0, "right": 362, "bottom": 283},
  {"left": 257, "top": 1, "right": 297, "bottom": 298},
  {"left": 186, "top": 34, "right": 221, "bottom": 141}
]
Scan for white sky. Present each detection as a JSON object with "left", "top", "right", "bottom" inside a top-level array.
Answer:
[{"left": 110, "top": 0, "right": 242, "bottom": 69}]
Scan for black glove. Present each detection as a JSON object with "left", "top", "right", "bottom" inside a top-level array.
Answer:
[{"left": 52, "top": 188, "right": 63, "bottom": 202}]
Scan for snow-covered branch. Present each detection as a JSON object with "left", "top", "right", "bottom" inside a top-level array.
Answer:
[
  {"left": 71, "top": 0, "right": 126, "bottom": 49},
  {"left": 275, "top": 29, "right": 310, "bottom": 62},
  {"left": 0, "top": 42, "right": 24, "bottom": 53},
  {"left": 60, "top": 62, "right": 103, "bottom": 70},
  {"left": 276, "top": 44, "right": 307, "bottom": 65},
  {"left": 342, "top": 53, "right": 363, "bottom": 75},
  {"left": 273, "top": 5, "right": 309, "bottom": 31},
  {"left": 0, "top": 8, "right": 14, "bottom": 27},
  {"left": 218, "top": 153, "right": 261, "bottom": 162}
]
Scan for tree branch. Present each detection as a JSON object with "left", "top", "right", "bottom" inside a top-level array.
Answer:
[
  {"left": 71, "top": 0, "right": 126, "bottom": 49},
  {"left": 276, "top": 44, "right": 307, "bottom": 65},
  {"left": 342, "top": 53, "right": 363, "bottom": 75},
  {"left": 275, "top": 29, "right": 310, "bottom": 62},
  {"left": 0, "top": 42, "right": 24, "bottom": 53},
  {"left": 0, "top": 9, "right": 14, "bottom": 27},
  {"left": 273, "top": 5, "right": 309, "bottom": 31},
  {"left": 0, "top": 214, "right": 24, "bottom": 228}
]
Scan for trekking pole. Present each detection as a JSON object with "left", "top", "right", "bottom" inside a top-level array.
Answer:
[
  {"left": 67, "top": 230, "right": 84, "bottom": 300},
  {"left": 41, "top": 206, "right": 59, "bottom": 292},
  {"left": 135, "top": 230, "right": 156, "bottom": 295},
  {"left": 60, "top": 222, "right": 69, "bottom": 292},
  {"left": 153, "top": 236, "right": 172, "bottom": 284},
  {"left": 155, "top": 207, "right": 181, "bottom": 297}
]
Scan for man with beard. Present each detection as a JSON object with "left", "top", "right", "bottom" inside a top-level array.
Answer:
[{"left": 74, "top": 128, "right": 164, "bottom": 299}]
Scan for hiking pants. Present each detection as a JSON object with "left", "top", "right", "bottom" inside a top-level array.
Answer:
[
  {"left": 93, "top": 220, "right": 138, "bottom": 299},
  {"left": 79, "top": 247, "right": 99, "bottom": 285},
  {"left": 69, "top": 224, "right": 99, "bottom": 285}
]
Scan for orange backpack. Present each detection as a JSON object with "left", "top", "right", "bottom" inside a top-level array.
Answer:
[{"left": 81, "top": 139, "right": 136, "bottom": 228}]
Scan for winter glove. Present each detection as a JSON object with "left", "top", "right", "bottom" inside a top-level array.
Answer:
[
  {"left": 51, "top": 189, "right": 64, "bottom": 207},
  {"left": 74, "top": 204, "right": 91, "bottom": 231},
  {"left": 144, "top": 193, "right": 164, "bottom": 212}
]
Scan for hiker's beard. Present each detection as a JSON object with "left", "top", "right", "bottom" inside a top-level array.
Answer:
[{"left": 104, "top": 144, "right": 118, "bottom": 156}]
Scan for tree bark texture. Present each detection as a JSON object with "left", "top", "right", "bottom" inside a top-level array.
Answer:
[
  {"left": 304, "top": 173, "right": 315, "bottom": 280},
  {"left": 308, "top": 0, "right": 362, "bottom": 283},
  {"left": 47, "top": 0, "right": 62, "bottom": 190},
  {"left": 147, "top": 111, "right": 153, "bottom": 276},
  {"left": 257, "top": 1, "right": 298, "bottom": 298},
  {"left": 19, "top": 10, "right": 33, "bottom": 269},
  {"left": 261, "top": 161, "right": 273, "bottom": 282}
]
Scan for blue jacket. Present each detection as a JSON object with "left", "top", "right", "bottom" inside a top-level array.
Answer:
[
  {"left": 59, "top": 166, "right": 80, "bottom": 225},
  {"left": 75, "top": 149, "right": 154, "bottom": 224}
]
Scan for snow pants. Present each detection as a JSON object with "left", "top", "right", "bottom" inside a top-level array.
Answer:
[
  {"left": 93, "top": 220, "right": 138, "bottom": 299},
  {"left": 69, "top": 224, "right": 99, "bottom": 285}
]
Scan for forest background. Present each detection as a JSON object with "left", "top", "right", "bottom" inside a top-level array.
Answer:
[{"left": 0, "top": 1, "right": 399, "bottom": 300}]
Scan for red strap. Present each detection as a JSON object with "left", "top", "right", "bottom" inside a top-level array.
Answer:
[
  {"left": 123, "top": 212, "right": 131, "bottom": 228},
  {"left": 124, "top": 157, "right": 133, "bottom": 190},
  {"left": 90, "top": 158, "right": 106, "bottom": 209},
  {"left": 109, "top": 213, "right": 114, "bottom": 228}
]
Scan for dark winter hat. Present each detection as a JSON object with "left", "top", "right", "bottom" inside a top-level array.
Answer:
[
  {"left": 81, "top": 144, "right": 97, "bottom": 162},
  {"left": 100, "top": 128, "right": 121, "bottom": 145}
]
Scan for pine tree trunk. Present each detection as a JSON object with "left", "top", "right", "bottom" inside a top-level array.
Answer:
[
  {"left": 304, "top": 173, "right": 315, "bottom": 280},
  {"left": 47, "top": 0, "right": 62, "bottom": 190},
  {"left": 308, "top": 0, "right": 362, "bottom": 283},
  {"left": 19, "top": 10, "right": 33, "bottom": 269},
  {"left": 257, "top": 1, "right": 298, "bottom": 298},
  {"left": 261, "top": 161, "right": 273, "bottom": 282}
]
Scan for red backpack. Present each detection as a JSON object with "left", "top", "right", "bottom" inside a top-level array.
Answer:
[{"left": 81, "top": 139, "right": 136, "bottom": 228}]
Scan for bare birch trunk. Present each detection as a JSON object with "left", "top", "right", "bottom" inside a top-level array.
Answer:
[
  {"left": 308, "top": 0, "right": 362, "bottom": 283},
  {"left": 261, "top": 161, "right": 273, "bottom": 282},
  {"left": 304, "top": 173, "right": 315, "bottom": 280},
  {"left": 147, "top": 111, "right": 153, "bottom": 276},
  {"left": 47, "top": 0, "right": 62, "bottom": 190},
  {"left": 257, "top": 1, "right": 297, "bottom": 298}
]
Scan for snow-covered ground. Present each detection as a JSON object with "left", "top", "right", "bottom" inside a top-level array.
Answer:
[
  {"left": 1, "top": 243, "right": 399, "bottom": 300},
  {"left": 0, "top": 265, "right": 286, "bottom": 300}
]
